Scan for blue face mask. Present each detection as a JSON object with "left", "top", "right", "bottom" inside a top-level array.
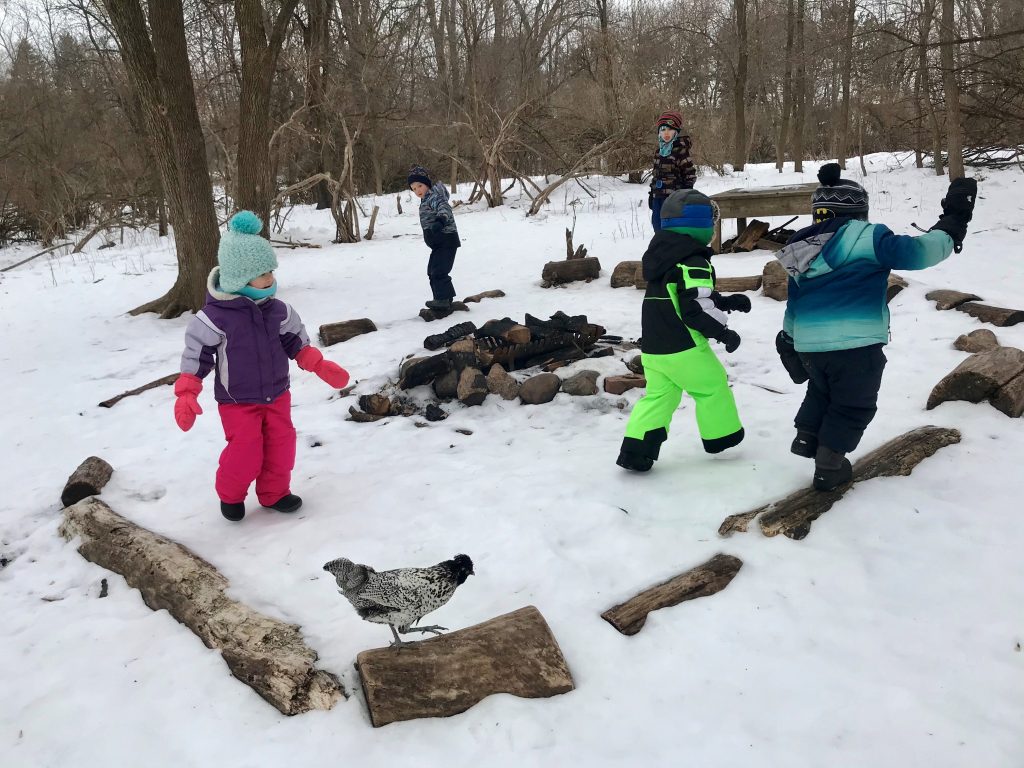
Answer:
[{"left": 237, "top": 280, "right": 277, "bottom": 300}]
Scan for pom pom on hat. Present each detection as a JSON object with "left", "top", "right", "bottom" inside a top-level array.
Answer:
[
  {"left": 217, "top": 210, "right": 278, "bottom": 294},
  {"left": 228, "top": 210, "right": 264, "bottom": 235},
  {"left": 817, "top": 162, "right": 842, "bottom": 186}
]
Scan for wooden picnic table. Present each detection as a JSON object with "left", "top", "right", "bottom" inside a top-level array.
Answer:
[{"left": 710, "top": 182, "right": 817, "bottom": 252}]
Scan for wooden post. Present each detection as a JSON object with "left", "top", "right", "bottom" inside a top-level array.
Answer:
[{"left": 365, "top": 205, "right": 380, "bottom": 240}]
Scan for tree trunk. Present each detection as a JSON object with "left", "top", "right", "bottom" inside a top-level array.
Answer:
[
  {"left": 835, "top": 0, "right": 856, "bottom": 169},
  {"left": 103, "top": 0, "right": 219, "bottom": 317},
  {"left": 919, "top": 0, "right": 945, "bottom": 175},
  {"left": 733, "top": 0, "right": 749, "bottom": 172},
  {"left": 792, "top": 0, "right": 807, "bottom": 172},
  {"left": 776, "top": 0, "right": 795, "bottom": 172},
  {"left": 939, "top": 0, "right": 965, "bottom": 178}
]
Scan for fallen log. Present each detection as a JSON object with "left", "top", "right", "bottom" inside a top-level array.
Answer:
[
  {"left": 730, "top": 220, "right": 770, "bottom": 252},
  {"left": 98, "top": 373, "right": 180, "bottom": 408},
  {"left": 319, "top": 318, "right": 377, "bottom": 346},
  {"left": 462, "top": 289, "right": 506, "bottom": 304},
  {"left": 61, "top": 456, "right": 114, "bottom": 507},
  {"left": 715, "top": 275, "right": 763, "bottom": 293},
  {"left": 955, "top": 302, "right": 1024, "bottom": 327},
  {"left": 424, "top": 321, "right": 477, "bottom": 351},
  {"left": 59, "top": 498, "right": 344, "bottom": 714},
  {"left": 610, "top": 260, "right": 642, "bottom": 288},
  {"left": 925, "top": 289, "right": 982, "bottom": 311},
  {"left": 991, "top": 372, "right": 1024, "bottom": 418},
  {"left": 356, "top": 605, "right": 573, "bottom": 727},
  {"left": 719, "top": 426, "right": 962, "bottom": 540},
  {"left": 927, "top": 347, "right": 1024, "bottom": 410},
  {"left": 601, "top": 553, "right": 743, "bottom": 636},
  {"left": 541, "top": 257, "right": 601, "bottom": 286},
  {"left": 398, "top": 353, "right": 452, "bottom": 389}
]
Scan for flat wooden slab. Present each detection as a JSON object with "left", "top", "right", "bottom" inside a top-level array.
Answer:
[{"left": 356, "top": 606, "right": 574, "bottom": 727}]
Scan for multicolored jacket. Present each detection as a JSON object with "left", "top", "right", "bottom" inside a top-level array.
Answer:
[
  {"left": 640, "top": 230, "right": 732, "bottom": 355},
  {"left": 419, "top": 183, "right": 460, "bottom": 249},
  {"left": 781, "top": 218, "right": 954, "bottom": 353},
  {"left": 650, "top": 136, "right": 697, "bottom": 199},
  {"left": 180, "top": 268, "right": 310, "bottom": 404}
]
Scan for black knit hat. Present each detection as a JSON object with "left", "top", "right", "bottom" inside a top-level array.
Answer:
[
  {"left": 407, "top": 165, "right": 432, "bottom": 188},
  {"left": 811, "top": 163, "right": 869, "bottom": 223}
]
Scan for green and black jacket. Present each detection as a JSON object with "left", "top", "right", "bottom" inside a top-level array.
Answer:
[{"left": 639, "top": 230, "right": 731, "bottom": 355}]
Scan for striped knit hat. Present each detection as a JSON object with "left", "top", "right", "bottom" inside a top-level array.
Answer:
[
  {"left": 656, "top": 111, "right": 684, "bottom": 132},
  {"left": 811, "top": 163, "right": 869, "bottom": 223},
  {"left": 660, "top": 188, "right": 715, "bottom": 245}
]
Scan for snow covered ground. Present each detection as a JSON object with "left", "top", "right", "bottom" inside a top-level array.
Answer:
[{"left": 1, "top": 154, "right": 1022, "bottom": 767}]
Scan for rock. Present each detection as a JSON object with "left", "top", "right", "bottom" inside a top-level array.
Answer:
[
  {"left": 432, "top": 369, "right": 459, "bottom": 399},
  {"left": 457, "top": 367, "right": 488, "bottom": 406},
  {"left": 611, "top": 260, "right": 642, "bottom": 288},
  {"left": 761, "top": 260, "right": 789, "bottom": 301},
  {"left": 348, "top": 406, "right": 387, "bottom": 422},
  {"left": 486, "top": 364, "right": 520, "bottom": 401},
  {"left": 626, "top": 355, "right": 644, "bottom": 374},
  {"left": 633, "top": 264, "right": 647, "bottom": 291},
  {"left": 399, "top": 354, "right": 451, "bottom": 389},
  {"left": 954, "top": 328, "right": 1000, "bottom": 353},
  {"left": 358, "top": 394, "right": 392, "bottom": 416},
  {"left": 424, "top": 404, "right": 447, "bottom": 422},
  {"left": 604, "top": 374, "right": 646, "bottom": 395},
  {"left": 886, "top": 273, "right": 909, "bottom": 303},
  {"left": 519, "top": 373, "right": 561, "bottom": 405},
  {"left": 561, "top": 370, "right": 600, "bottom": 396}
]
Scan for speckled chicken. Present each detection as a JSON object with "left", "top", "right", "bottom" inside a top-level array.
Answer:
[{"left": 323, "top": 554, "right": 474, "bottom": 646}]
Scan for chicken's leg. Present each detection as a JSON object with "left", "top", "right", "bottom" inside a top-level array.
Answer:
[{"left": 401, "top": 624, "right": 447, "bottom": 636}]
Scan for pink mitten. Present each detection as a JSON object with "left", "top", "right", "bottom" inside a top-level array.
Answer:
[
  {"left": 296, "top": 346, "right": 350, "bottom": 389},
  {"left": 173, "top": 373, "right": 203, "bottom": 431}
]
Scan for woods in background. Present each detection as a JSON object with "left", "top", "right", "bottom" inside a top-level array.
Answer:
[{"left": 1, "top": 0, "right": 1021, "bottom": 315}]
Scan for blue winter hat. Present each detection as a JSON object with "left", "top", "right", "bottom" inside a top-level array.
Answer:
[
  {"left": 407, "top": 165, "right": 432, "bottom": 188},
  {"left": 217, "top": 211, "right": 278, "bottom": 293},
  {"left": 660, "top": 189, "right": 716, "bottom": 245}
]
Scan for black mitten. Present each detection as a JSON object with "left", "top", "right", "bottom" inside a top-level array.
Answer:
[
  {"left": 719, "top": 329, "right": 741, "bottom": 353},
  {"left": 776, "top": 330, "right": 809, "bottom": 384},
  {"left": 719, "top": 294, "right": 752, "bottom": 313},
  {"left": 647, "top": 193, "right": 654, "bottom": 210},
  {"left": 929, "top": 177, "right": 977, "bottom": 253}
]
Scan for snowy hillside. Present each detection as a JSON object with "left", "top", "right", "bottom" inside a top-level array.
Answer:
[{"left": 1, "top": 154, "right": 1022, "bottom": 766}]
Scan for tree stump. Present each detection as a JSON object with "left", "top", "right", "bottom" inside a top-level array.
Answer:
[
  {"left": 319, "top": 318, "right": 377, "bottom": 346},
  {"left": 541, "top": 257, "right": 601, "bottom": 286},
  {"left": 98, "top": 374, "right": 179, "bottom": 408},
  {"left": 355, "top": 605, "right": 574, "bottom": 727},
  {"left": 419, "top": 302, "right": 470, "bottom": 322},
  {"left": 610, "top": 261, "right": 642, "bottom": 288},
  {"left": 715, "top": 275, "right": 762, "bottom": 293},
  {"left": 925, "top": 289, "right": 982, "bottom": 311},
  {"left": 761, "top": 260, "right": 789, "bottom": 301},
  {"left": 955, "top": 302, "right": 1024, "bottom": 327},
  {"left": 462, "top": 289, "right": 506, "bottom": 304},
  {"left": 601, "top": 553, "right": 743, "bottom": 636},
  {"left": 59, "top": 498, "right": 344, "bottom": 714},
  {"left": 927, "top": 347, "right": 1024, "bottom": 410},
  {"left": 61, "top": 456, "right": 114, "bottom": 508},
  {"left": 886, "top": 274, "right": 909, "bottom": 303},
  {"left": 954, "top": 329, "right": 999, "bottom": 353},
  {"left": 719, "top": 426, "right": 962, "bottom": 540}
]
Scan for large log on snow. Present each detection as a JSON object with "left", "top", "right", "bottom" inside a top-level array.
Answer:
[
  {"left": 318, "top": 318, "right": 377, "bottom": 346},
  {"left": 601, "top": 553, "right": 743, "bottom": 636},
  {"left": 355, "top": 606, "right": 573, "bottom": 727},
  {"left": 761, "top": 260, "right": 789, "bottom": 301},
  {"left": 719, "top": 426, "right": 962, "bottom": 540},
  {"left": 991, "top": 372, "right": 1024, "bottom": 418},
  {"left": 925, "top": 289, "right": 982, "bottom": 311},
  {"left": 59, "top": 498, "right": 344, "bottom": 714},
  {"left": 541, "top": 257, "right": 601, "bottom": 286},
  {"left": 715, "top": 275, "right": 762, "bottom": 293},
  {"left": 955, "top": 302, "right": 1024, "bottom": 327},
  {"left": 926, "top": 347, "right": 1024, "bottom": 410},
  {"left": 61, "top": 456, "right": 114, "bottom": 507}
]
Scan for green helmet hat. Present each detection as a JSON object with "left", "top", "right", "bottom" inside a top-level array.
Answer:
[
  {"left": 217, "top": 211, "right": 278, "bottom": 294},
  {"left": 660, "top": 189, "right": 716, "bottom": 245}
]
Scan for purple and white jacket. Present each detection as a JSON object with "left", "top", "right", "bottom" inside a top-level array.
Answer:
[{"left": 180, "top": 268, "right": 310, "bottom": 404}]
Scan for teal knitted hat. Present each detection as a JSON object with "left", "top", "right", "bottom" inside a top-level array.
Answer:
[{"left": 217, "top": 211, "right": 278, "bottom": 293}]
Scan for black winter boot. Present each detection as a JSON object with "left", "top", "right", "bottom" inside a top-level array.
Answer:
[
  {"left": 616, "top": 451, "right": 654, "bottom": 473},
  {"left": 790, "top": 430, "right": 819, "bottom": 458},
  {"left": 220, "top": 501, "right": 245, "bottom": 522},
  {"left": 425, "top": 299, "right": 453, "bottom": 311},
  {"left": 813, "top": 446, "right": 853, "bottom": 491},
  {"left": 266, "top": 494, "right": 303, "bottom": 513}
]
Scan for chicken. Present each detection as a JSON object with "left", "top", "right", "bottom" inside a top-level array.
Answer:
[{"left": 323, "top": 554, "right": 474, "bottom": 647}]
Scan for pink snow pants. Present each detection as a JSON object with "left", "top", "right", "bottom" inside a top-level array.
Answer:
[{"left": 216, "top": 391, "right": 296, "bottom": 506}]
